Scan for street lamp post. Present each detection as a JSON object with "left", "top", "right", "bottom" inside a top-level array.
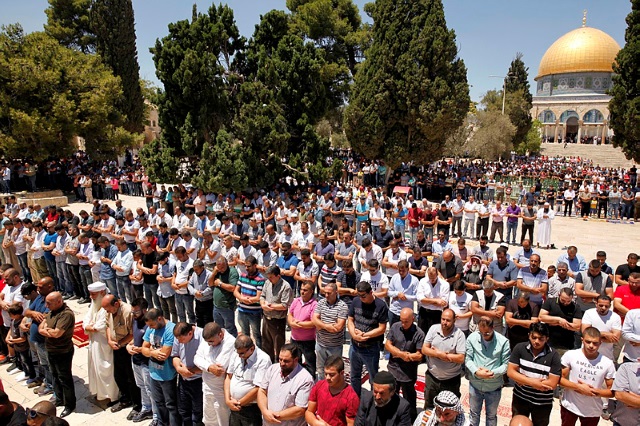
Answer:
[{"left": 489, "top": 73, "right": 515, "bottom": 115}]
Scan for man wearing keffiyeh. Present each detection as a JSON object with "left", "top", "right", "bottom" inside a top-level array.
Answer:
[{"left": 412, "top": 391, "right": 469, "bottom": 426}]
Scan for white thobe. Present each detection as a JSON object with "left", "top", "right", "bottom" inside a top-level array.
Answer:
[
  {"left": 536, "top": 209, "right": 554, "bottom": 246},
  {"left": 83, "top": 305, "right": 119, "bottom": 401}
]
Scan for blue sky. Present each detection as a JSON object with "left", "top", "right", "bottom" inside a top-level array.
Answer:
[{"left": 0, "top": 0, "right": 631, "bottom": 102}]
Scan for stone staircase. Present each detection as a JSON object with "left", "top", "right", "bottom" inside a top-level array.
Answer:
[{"left": 540, "top": 142, "right": 635, "bottom": 169}]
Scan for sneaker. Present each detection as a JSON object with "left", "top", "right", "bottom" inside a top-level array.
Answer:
[
  {"left": 133, "top": 411, "right": 153, "bottom": 423},
  {"left": 62, "top": 294, "right": 72, "bottom": 300},
  {"left": 127, "top": 409, "right": 140, "bottom": 421},
  {"left": 27, "top": 379, "right": 42, "bottom": 388},
  {"left": 15, "top": 372, "right": 28, "bottom": 382},
  {"left": 110, "top": 400, "right": 132, "bottom": 413},
  {"left": 601, "top": 408, "right": 611, "bottom": 420},
  {"left": 148, "top": 420, "right": 159, "bottom": 426},
  {"left": 68, "top": 295, "right": 79, "bottom": 301},
  {"left": 6, "top": 362, "right": 18, "bottom": 373}
]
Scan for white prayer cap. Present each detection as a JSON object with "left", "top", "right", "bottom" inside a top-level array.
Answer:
[{"left": 87, "top": 282, "right": 107, "bottom": 293}]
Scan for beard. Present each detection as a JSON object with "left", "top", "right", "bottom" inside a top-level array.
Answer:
[{"left": 471, "top": 264, "right": 480, "bottom": 273}]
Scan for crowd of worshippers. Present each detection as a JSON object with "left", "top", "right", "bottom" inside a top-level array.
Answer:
[{"left": 0, "top": 188, "right": 639, "bottom": 425}]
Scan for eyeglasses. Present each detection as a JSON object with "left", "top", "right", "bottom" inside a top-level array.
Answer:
[{"left": 26, "top": 408, "right": 50, "bottom": 419}]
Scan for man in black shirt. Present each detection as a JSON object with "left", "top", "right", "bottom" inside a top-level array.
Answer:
[
  {"left": 347, "top": 281, "right": 388, "bottom": 397},
  {"left": 435, "top": 204, "right": 453, "bottom": 241},
  {"left": 539, "top": 288, "right": 583, "bottom": 355},
  {"left": 373, "top": 221, "right": 393, "bottom": 252},
  {"left": 614, "top": 253, "right": 640, "bottom": 286},
  {"left": 505, "top": 292, "right": 540, "bottom": 349},
  {"left": 139, "top": 242, "right": 160, "bottom": 310}
]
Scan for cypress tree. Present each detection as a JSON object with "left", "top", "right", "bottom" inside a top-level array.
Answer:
[
  {"left": 609, "top": 0, "right": 640, "bottom": 162},
  {"left": 505, "top": 52, "right": 533, "bottom": 148}
]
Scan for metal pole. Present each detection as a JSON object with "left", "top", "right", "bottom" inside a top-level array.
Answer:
[{"left": 502, "top": 78, "right": 507, "bottom": 115}]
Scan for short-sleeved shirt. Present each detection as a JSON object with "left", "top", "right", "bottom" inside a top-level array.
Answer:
[
  {"left": 170, "top": 326, "right": 203, "bottom": 380},
  {"left": 615, "top": 263, "right": 640, "bottom": 282},
  {"left": 581, "top": 308, "right": 621, "bottom": 360},
  {"left": 509, "top": 342, "right": 562, "bottom": 406},
  {"left": 348, "top": 296, "right": 388, "bottom": 347},
  {"left": 424, "top": 325, "right": 466, "bottom": 380},
  {"left": 308, "top": 380, "right": 359, "bottom": 426},
  {"left": 28, "top": 294, "right": 49, "bottom": 344},
  {"left": 487, "top": 260, "right": 518, "bottom": 297},
  {"left": 258, "top": 363, "right": 314, "bottom": 426},
  {"left": 387, "top": 322, "right": 425, "bottom": 382},
  {"left": 505, "top": 299, "right": 540, "bottom": 344},
  {"left": 289, "top": 297, "right": 318, "bottom": 341},
  {"left": 213, "top": 266, "right": 239, "bottom": 309},
  {"left": 44, "top": 304, "right": 75, "bottom": 353},
  {"left": 611, "top": 362, "right": 640, "bottom": 425},
  {"left": 448, "top": 292, "right": 473, "bottom": 331},
  {"left": 561, "top": 349, "right": 616, "bottom": 418},
  {"left": 517, "top": 267, "right": 548, "bottom": 304},
  {"left": 237, "top": 272, "right": 265, "bottom": 314},
  {"left": 433, "top": 256, "right": 463, "bottom": 280},
  {"left": 227, "top": 346, "right": 272, "bottom": 401},
  {"left": 614, "top": 285, "right": 640, "bottom": 314},
  {"left": 143, "top": 321, "right": 177, "bottom": 381},
  {"left": 276, "top": 254, "right": 300, "bottom": 287},
  {"left": 315, "top": 298, "right": 348, "bottom": 347},
  {"left": 541, "top": 298, "right": 583, "bottom": 349}
]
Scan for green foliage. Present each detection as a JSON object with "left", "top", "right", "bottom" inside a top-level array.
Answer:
[
  {"left": 91, "top": 0, "right": 145, "bottom": 133},
  {"left": 505, "top": 53, "right": 532, "bottom": 146},
  {"left": 44, "top": 0, "right": 95, "bottom": 53},
  {"left": 609, "top": 0, "right": 640, "bottom": 162},
  {"left": 151, "top": 4, "right": 245, "bottom": 156},
  {"left": 192, "top": 130, "right": 248, "bottom": 193},
  {"left": 516, "top": 119, "right": 542, "bottom": 155},
  {"left": 344, "top": 0, "right": 470, "bottom": 169},
  {"left": 139, "top": 136, "right": 179, "bottom": 183},
  {"left": 0, "top": 26, "right": 141, "bottom": 160},
  {"left": 467, "top": 110, "right": 516, "bottom": 159}
]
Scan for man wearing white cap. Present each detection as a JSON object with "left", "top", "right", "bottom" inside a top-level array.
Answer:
[
  {"left": 83, "top": 282, "right": 119, "bottom": 402},
  {"left": 536, "top": 203, "right": 554, "bottom": 250}
]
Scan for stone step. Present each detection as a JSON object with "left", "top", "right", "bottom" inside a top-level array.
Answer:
[{"left": 540, "top": 142, "right": 635, "bottom": 169}]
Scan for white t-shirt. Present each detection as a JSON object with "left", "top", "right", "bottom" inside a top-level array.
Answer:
[
  {"left": 1, "top": 283, "right": 26, "bottom": 325},
  {"left": 360, "top": 270, "right": 389, "bottom": 293},
  {"left": 174, "top": 258, "right": 194, "bottom": 294},
  {"left": 448, "top": 292, "right": 472, "bottom": 330},
  {"left": 384, "top": 249, "right": 407, "bottom": 277},
  {"left": 560, "top": 349, "right": 616, "bottom": 418},
  {"left": 580, "top": 309, "right": 621, "bottom": 361}
]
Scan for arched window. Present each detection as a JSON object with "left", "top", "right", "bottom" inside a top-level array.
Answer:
[
  {"left": 582, "top": 109, "right": 604, "bottom": 123},
  {"left": 560, "top": 110, "right": 579, "bottom": 123},
  {"left": 537, "top": 110, "right": 556, "bottom": 123}
]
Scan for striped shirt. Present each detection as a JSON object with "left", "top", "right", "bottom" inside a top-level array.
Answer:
[
  {"left": 509, "top": 342, "right": 562, "bottom": 406},
  {"left": 237, "top": 272, "right": 265, "bottom": 314},
  {"left": 314, "top": 298, "right": 348, "bottom": 347}
]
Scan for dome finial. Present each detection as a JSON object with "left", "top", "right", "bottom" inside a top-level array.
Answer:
[{"left": 582, "top": 9, "right": 587, "bottom": 27}]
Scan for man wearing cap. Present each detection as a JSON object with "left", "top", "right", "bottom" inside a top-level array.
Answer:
[
  {"left": 413, "top": 390, "right": 469, "bottom": 426},
  {"left": 354, "top": 371, "right": 412, "bottom": 426},
  {"left": 83, "top": 282, "right": 119, "bottom": 403}
]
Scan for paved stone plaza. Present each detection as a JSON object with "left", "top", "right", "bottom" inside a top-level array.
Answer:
[{"left": 1, "top": 193, "right": 637, "bottom": 425}]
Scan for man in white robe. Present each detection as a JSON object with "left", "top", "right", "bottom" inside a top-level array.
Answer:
[
  {"left": 536, "top": 202, "right": 555, "bottom": 249},
  {"left": 83, "top": 281, "right": 119, "bottom": 402},
  {"left": 193, "top": 321, "right": 236, "bottom": 426}
]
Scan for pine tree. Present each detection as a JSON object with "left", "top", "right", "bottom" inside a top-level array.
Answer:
[
  {"left": 91, "top": 0, "right": 145, "bottom": 133},
  {"left": 609, "top": 0, "right": 640, "bottom": 162},
  {"left": 344, "top": 0, "right": 470, "bottom": 168},
  {"left": 44, "top": 0, "right": 95, "bottom": 53}
]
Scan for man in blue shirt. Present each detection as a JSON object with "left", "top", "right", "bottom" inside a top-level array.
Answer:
[
  {"left": 23, "top": 278, "right": 54, "bottom": 395},
  {"left": 556, "top": 246, "right": 587, "bottom": 279},
  {"left": 98, "top": 236, "right": 119, "bottom": 297},
  {"left": 142, "top": 309, "right": 180, "bottom": 426},
  {"left": 276, "top": 242, "right": 299, "bottom": 291}
]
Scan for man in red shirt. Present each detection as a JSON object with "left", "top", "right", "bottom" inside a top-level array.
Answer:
[
  {"left": 305, "top": 355, "right": 359, "bottom": 426},
  {"left": 614, "top": 273, "right": 640, "bottom": 319}
]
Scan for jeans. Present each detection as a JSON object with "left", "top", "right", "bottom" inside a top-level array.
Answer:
[
  {"left": 150, "top": 378, "right": 181, "bottom": 426},
  {"left": 178, "top": 376, "right": 203, "bottom": 426},
  {"left": 195, "top": 299, "right": 214, "bottom": 328},
  {"left": 131, "top": 284, "right": 144, "bottom": 300},
  {"left": 451, "top": 216, "right": 462, "bottom": 237},
  {"left": 213, "top": 306, "right": 237, "bottom": 337},
  {"left": 489, "top": 221, "right": 504, "bottom": 242},
  {"left": 159, "top": 296, "right": 178, "bottom": 323},
  {"left": 116, "top": 275, "right": 133, "bottom": 303},
  {"left": 609, "top": 202, "right": 620, "bottom": 219},
  {"left": 34, "top": 341, "right": 53, "bottom": 388},
  {"left": 144, "top": 284, "right": 161, "bottom": 310},
  {"left": 175, "top": 293, "right": 196, "bottom": 323},
  {"left": 132, "top": 362, "right": 156, "bottom": 416},
  {"left": 48, "top": 349, "right": 76, "bottom": 410},
  {"left": 56, "top": 261, "right": 72, "bottom": 295},
  {"left": 622, "top": 203, "right": 633, "bottom": 220},
  {"left": 393, "top": 224, "right": 405, "bottom": 239},
  {"left": 237, "top": 311, "right": 262, "bottom": 349},
  {"left": 316, "top": 344, "right": 343, "bottom": 380},
  {"left": 469, "top": 385, "right": 502, "bottom": 426},
  {"left": 103, "top": 277, "right": 117, "bottom": 298},
  {"left": 45, "top": 259, "right": 58, "bottom": 290},
  {"left": 408, "top": 227, "right": 419, "bottom": 244},
  {"left": 17, "top": 253, "right": 31, "bottom": 282},
  {"left": 79, "top": 265, "right": 92, "bottom": 294},
  {"left": 506, "top": 221, "right": 518, "bottom": 243},
  {"left": 15, "top": 349, "right": 36, "bottom": 379},
  {"left": 349, "top": 342, "right": 380, "bottom": 397}
]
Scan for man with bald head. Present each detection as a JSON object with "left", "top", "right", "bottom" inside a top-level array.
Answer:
[
  {"left": 434, "top": 250, "right": 463, "bottom": 286},
  {"left": 26, "top": 400, "right": 56, "bottom": 426},
  {"left": 384, "top": 307, "right": 424, "bottom": 421},
  {"left": 102, "top": 294, "right": 141, "bottom": 419},
  {"left": 39, "top": 291, "right": 76, "bottom": 417},
  {"left": 25, "top": 277, "right": 55, "bottom": 396}
]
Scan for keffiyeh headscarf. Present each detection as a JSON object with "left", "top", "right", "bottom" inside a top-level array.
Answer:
[{"left": 420, "top": 391, "right": 468, "bottom": 426}]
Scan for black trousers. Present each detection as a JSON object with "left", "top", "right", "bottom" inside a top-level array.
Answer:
[
  {"left": 399, "top": 380, "right": 418, "bottom": 421},
  {"left": 291, "top": 338, "right": 316, "bottom": 379},
  {"left": 195, "top": 299, "right": 214, "bottom": 328},
  {"left": 113, "top": 347, "right": 141, "bottom": 409},
  {"left": 424, "top": 372, "right": 461, "bottom": 410},
  {"left": 512, "top": 395, "right": 553, "bottom": 426},
  {"left": 178, "top": 376, "right": 203, "bottom": 426},
  {"left": 48, "top": 349, "right": 76, "bottom": 410},
  {"left": 476, "top": 218, "right": 489, "bottom": 238},
  {"left": 564, "top": 200, "right": 573, "bottom": 216},
  {"left": 230, "top": 403, "right": 262, "bottom": 426},
  {"left": 262, "top": 317, "right": 286, "bottom": 363},
  {"left": 418, "top": 308, "right": 442, "bottom": 336},
  {"left": 520, "top": 223, "right": 534, "bottom": 244}
]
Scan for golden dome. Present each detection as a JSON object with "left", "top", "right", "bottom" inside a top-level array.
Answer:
[{"left": 536, "top": 26, "right": 621, "bottom": 79}]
